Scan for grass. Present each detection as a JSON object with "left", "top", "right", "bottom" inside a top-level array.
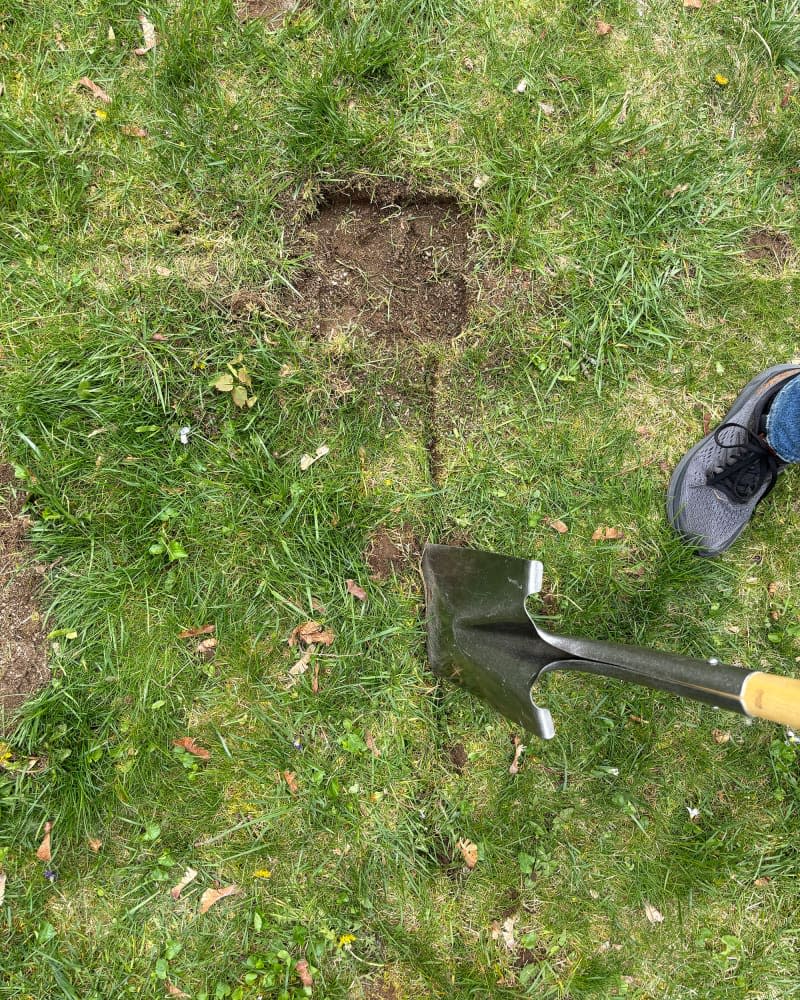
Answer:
[{"left": 1, "top": 0, "right": 800, "bottom": 997}]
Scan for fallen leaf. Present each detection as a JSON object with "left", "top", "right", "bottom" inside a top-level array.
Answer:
[
  {"left": 473, "top": 173, "right": 490, "bottom": 190},
  {"left": 515, "top": 78, "right": 528, "bottom": 93},
  {"left": 36, "top": 822, "right": 52, "bottom": 862},
  {"left": 199, "top": 883, "right": 240, "bottom": 914},
  {"left": 151, "top": 332, "right": 168, "bottom": 341},
  {"left": 463, "top": 57, "right": 474, "bottom": 71},
  {"left": 683, "top": 0, "right": 702, "bottom": 8},
  {"left": 664, "top": 182, "right": 689, "bottom": 198},
  {"left": 232, "top": 384, "right": 248, "bottom": 408},
  {"left": 107, "top": 25, "right": 116, "bottom": 42},
  {"left": 214, "top": 373, "right": 235, "bottom": 393},
  {"left": 538, "top": 101, "right": 555, "bottom": 115},
  {"left": 88, "top": 838, "right": 102, "bottom": 853},
  {"left": 509, "top": 735, "right": 525, "bottom": 775},
  {"left": 286, "top": 647, "right": 313, "bottom": 688},
  {"left": 172, "top": 737, "right": 211, "bottom": 761},
  {"left": 283, "top": 770, "right": 299, "bottom": 795},
  {"left": 635, "top": 425, "right": 653, "bottom": 437},
  {"left": 702, "top": 409, "right": 711, "bottom": 434},
  {"left": 457, "top": 838, "right": 478, "bottom": 869},
  {"left": 77, "top": 77, "right": 111, "bottom": 103},
  {"left": 178, "top": 624, "right": 215, "bottom": 639},
  {"left": 155, "top": 265, "right": 172, "bottom": 277},
  {"left": 196, "top": 637, "right": 217, "bottom": 660},
  {"left": 629, "top": 714, "right": 649, "bottom": 724},
  {"left": 768, "top": 581, "right": 778, "bottom": 597},
  {"left": 712, "top": 728, "right": 731, "bottom": 744},
  {"left": 55, "top": 32, "right": 66, "bottom": 51},
  {"left": 312, "top": 661, "right": 320, "bottom": 694},
  {"left": 295, "top": 960, "right": 313, "bottom": 988},
  {"left": 546, "top": 518, "right": 568, "bottom": 534},
  {"left": 299, "top": 445, "right": 329, "bottom": 471},
  {"left": 120, "top": 124, "right": 148, "bottom": 137},
  {"left": 596, "top": 20, "right": 613, "bottom": 35},
  {"left": 170, "top": 867, "right": 199, "bottom": 900},
  {"left": 365, "top": 730, "right": 381, "bottom": 758},
  {"left": 278, "top": 363, "right": 295, "bottom": 377},
  {"left": 643, "top": 902, "right": 664, "bottom": 924},
  {"left": 781, "top": 83, "right": 794, "bottom": 109},
  {"left": 288, "top": 621, "right": 334, "bottom": 647},
  {"left": 134, "top": 13, "right": 157, "bottom": 55},
  {"left": 346, "top": 578, "right": 367, "bottom": 601},
  {"left": 0, "top": 871, "right": 5, "bottom": 905},
  {"left": 491, "top": 914, "right": 517, "bottom": 949},
  {"left": 754, "top": 876, "right": 771, "bottom": 887},
  {"left": 165, "top": 983, "right": 190, "bottom": 999},
  {"left": 591, "top": 526, "right": 624, "bottom": 541}
]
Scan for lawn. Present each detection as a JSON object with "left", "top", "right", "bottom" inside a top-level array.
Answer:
[{"left": 1, "top": 1, "right": 800, "bottom": 997}]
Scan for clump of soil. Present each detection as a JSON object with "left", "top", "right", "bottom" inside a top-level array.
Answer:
[
  {"left": 286, "top": 185, "right": 474, "bottom": 344},
  {"left": 447, "top": 742, "right": 468, "bottom": 773},
  {"left": 0, "top": 465, "right": 49, "bottom": 733},
  {"left": 364, "top": 525, "right": 421, "bottom": 581},
  {"left": 744, "top": 228, "right": 794, "bottom": 267}
]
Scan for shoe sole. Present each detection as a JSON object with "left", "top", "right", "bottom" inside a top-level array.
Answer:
[{"left": 666, "top": 363, "right": 800, "bottom": 556}]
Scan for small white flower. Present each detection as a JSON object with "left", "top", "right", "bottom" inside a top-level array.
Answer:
[
  {"left": 515, "top": 78, "right": 528, "bottom": 94},
  {"left": 179, "top": 426, "right": 191, "bottom": 445},
  {"left": 608, "top": 767, "right": 619, "bottom": 776},
  {"left": 686, "top": 807, "right": 700, "bottom": 821}
]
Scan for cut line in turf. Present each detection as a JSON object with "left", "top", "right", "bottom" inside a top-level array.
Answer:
[{"left": 284, "top": 183, "right": 475, "bottom": 345}]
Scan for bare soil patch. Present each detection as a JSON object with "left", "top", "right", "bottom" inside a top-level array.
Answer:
[
  {"left": 447, "top": 742, "right": 468, "bottom": 773},
  {"left": 285, "top": 184, "right": 474, "bottom": 345},
  {"left": 744, "top": 228, "right": 794, "bottom": 267},
  {"left": 237, "top": 0, "right": 300, "bottom": 24},
  {"left": 0, "top": 464, "right": 49, "bottom": 732},
  {"left": 364, "top": 525, "right": 421, "bottom": 581},
  {"left": 364, "top": 981, "right": 400, "bottom": 1000}
]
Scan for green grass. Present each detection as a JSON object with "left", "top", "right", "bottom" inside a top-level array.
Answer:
[{"left": 2, "top": 1, "right": 800, "bottom": 997}]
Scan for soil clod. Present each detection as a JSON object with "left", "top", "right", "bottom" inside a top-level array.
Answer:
[
  {"left": 286, "top": 186, "right": 474, "bottom": 344},
  {"left": 744, "top": 229, "right": 794, "bottom": 267},
  {"left": 0, "top": 464, "right": 49, "bottom": 733},
  {"left": 448, "top": 743, "right": 468, "bottom": 773}
]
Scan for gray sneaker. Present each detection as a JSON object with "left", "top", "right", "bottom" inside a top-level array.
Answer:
[{"left": 667, "top": 364, "right": 800, "bottom": 556}]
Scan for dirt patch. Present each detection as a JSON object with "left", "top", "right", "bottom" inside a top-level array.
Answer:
[
  {"left": 285, "top": 184, "right": 474, "bottom": 345},
  {"left": 447, "top": 743, "right": 468, "bottom": 773},
  {"left": 0, "top": 464, "right": 49, "bottom": 733},
  {"left": 744, "top": 228, "right": 794, "bottom": 267},
  {"left": 364, "top": 981, "right": 400, "bottom": 1000},
  {"left": 237, "top": 0, "right": 300, "bottom": 24},
  {"left": 364, "top": 525, "right": 421, "bottom": 581}
]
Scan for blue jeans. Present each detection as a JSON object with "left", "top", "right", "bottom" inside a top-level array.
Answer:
[{"left": 767, "top": 375, "right": 800, "bottom": 462}]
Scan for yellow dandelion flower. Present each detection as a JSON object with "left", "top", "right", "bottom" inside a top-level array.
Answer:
[
  {"left": 337, "top": 934, "right": 356, "bottom": 948},
  {"left": 253, "top": 869, "right": 272, "bottom": 879},
  {"left": 94, "top": 108, "right": 108, "bottom": 121},
  {"left": 714, "top": 74, "right": 729, "bottom": 86}
]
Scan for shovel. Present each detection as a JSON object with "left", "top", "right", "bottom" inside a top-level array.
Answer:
[{"left": 422, "top": 544, "right": 800, "bottom": 739}]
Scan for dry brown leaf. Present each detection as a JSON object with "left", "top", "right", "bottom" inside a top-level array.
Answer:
[
  {"left": 490, "top": 915, "right": 517, "bottom": 950},
  {"left": 591, "top": 526, "right": 624, "bottom": 541},
  {"left": 346, "top": 578, "right": 367, "bottom": 601},
  {"left": 595, "top": 20, "right": 613, "bottom": 35},
  {"left": 365, "top": 730, "right": 381, "bottom": 758},
  {"left": 702, "top": 410, "right": 712, "bottom": 435},
  {"left": 0, "top": 871, "right": 6, "bottom": 906},
  {"left": 199, "top": 883, "right": 240, "bottom": 914},
  {"left": 683, "top": 0, "right": 702, "bottom": 8},
  {"left": 36, "top": 822, "right": 52, "bottom": 862},
  {"left": 629, "top": 714, "right": 649, "bottom": 724},
  {"left": 170, "top": 867, "right": 199, "bottom": 900},
  {"left": 196, "top": 637, "right": 218, "bottom": 660},
  {"left": 288, "top": 621, "right": 334, "bottom": 647},
  {"left": 155, "top": 265, "right": 172, "bottom": 277},
  {"left": 538, "top": 101, "right": 555, "bottom": 115},
  {"left": 120, "top": 124, "right": 148, "bottom": 137},
  {"left": 643, "top": 902, "right": 664, "bottom": 924},
  {"left": 172, "top": 737, "right": 211, "bottom": 761},
  {"left": 286, "top": 648, "right": 313, "bottom": 689},
  {"left": 88, "top": 838, "right": 103, "bottom": 853},
  {"left": 635, "top": 425, "right": 653, "bottom": 437},
  {"left": 457, "top": 838, "right": 478, "bottom": 869},
  {"left": 781, "top": 83, "right": 794, "bottom": 110},
  {"left": 754, "top": 876, "right": 771, "bottom": 887},
  {"left": 299, "top": 445, "right": 329, "bottom": 471},
  {"left": 768, "top": 581, "right": 778, "bottom": 597},
  {"left": 151, "top": 332, "right": 167, "bottom": 342},
  {"left": 295, "top": 959, "right": 313, "bottom": 988},
  {"left": 165, "top": 983, "right": 190, "bottom": 999},
  {"left": 283, "top": 770, "right": 299, "bottom": 795},
  {"left": 712, "top": 728, "right": 731, "bottom": 744},
  {"left": 134, "top": 13, "right": 157, "bottom": 55},
  {"left": 77, "top": 77, "right": 111, "bottom": 103},
  {"left": 312, "top": 661, "right": 320, "bottom": 694},
  {"left": 509, "top": 735, "right": 525, "bottom": 775},
  {"left": 665, "top": 183, "right": 690, "bottom": 198},
  {"left": 178, "top": 624, "right": 215, "bottom": 639},
  {"left": 546, "top": 518, "right": 568, "bottom": 534}
]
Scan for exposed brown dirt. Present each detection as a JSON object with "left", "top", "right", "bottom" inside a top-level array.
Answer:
[
  {"left": 285, "top": 184, "right": 474, "bottom": 345},
  {"left": 744, "top": 228, "right": 794, "bottom": 267},
  {"left": 237, "top": 0, "right": 300, "bottom": 24},
  {"left": 448, "top": 743, "right": 468, "bottom": 773},
  {"left": 364, "top": 980, "right": 400, "bottom": 1000},
  {"left": 364, "top": 524, "right": 421, "bottom": 581},
  {"left": 0, "top": 464, "right": 49, "bottom": 733}
]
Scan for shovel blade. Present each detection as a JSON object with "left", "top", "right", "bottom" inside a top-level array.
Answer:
[{"left": 422, "top": 544, "right": 557, "bottom": 737}]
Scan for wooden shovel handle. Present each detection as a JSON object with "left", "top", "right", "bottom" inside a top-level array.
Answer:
[{"left": 741, "top": 672, "right": 800, "bottom": 729}]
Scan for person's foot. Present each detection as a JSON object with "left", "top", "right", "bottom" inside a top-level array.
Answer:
[{"left": 667, "top": 364, "right": 800, "bottom": 556}]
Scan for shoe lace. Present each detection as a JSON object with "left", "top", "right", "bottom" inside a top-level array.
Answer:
[{"left": 705, "top": 422, "right": 781, "bottom": 504}]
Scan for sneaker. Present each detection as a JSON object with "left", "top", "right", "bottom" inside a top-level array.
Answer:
[{"left": 667, "top": 364, "right": 800, "bottom": 556}]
